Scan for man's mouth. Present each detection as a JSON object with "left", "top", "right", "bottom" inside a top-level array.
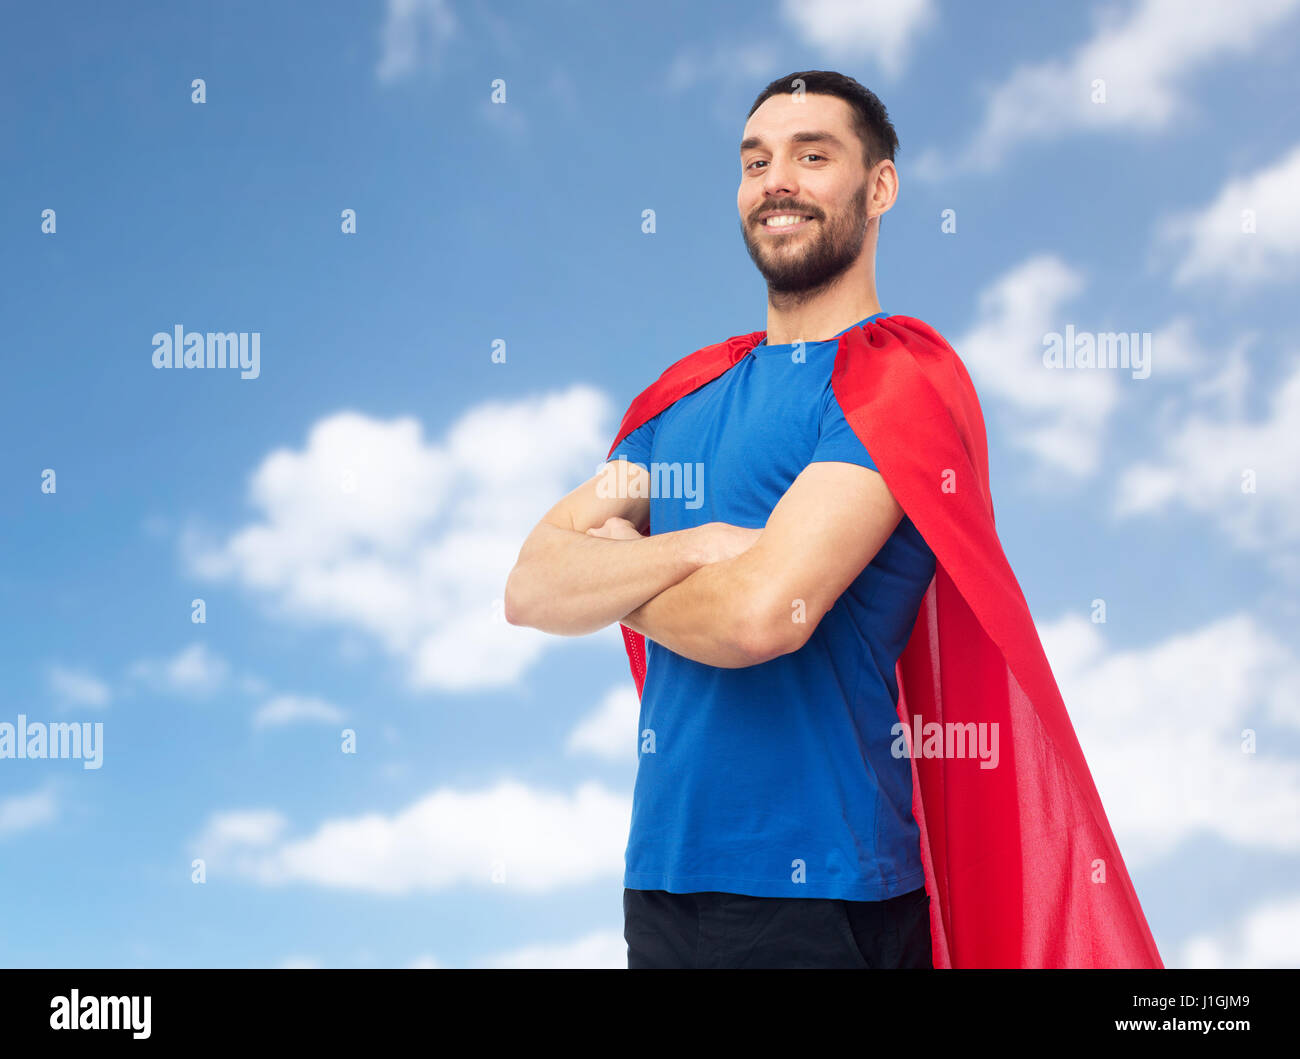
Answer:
[{"left": 759, "top": 213, "right": 814, "bottom": 232}]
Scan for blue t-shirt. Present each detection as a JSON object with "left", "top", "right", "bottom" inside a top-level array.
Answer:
[{"left": 613, "top": 312, "right": 936, "bottom": 901}]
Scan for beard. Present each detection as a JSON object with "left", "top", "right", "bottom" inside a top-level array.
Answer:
[{"left": 740, "top": 183, "right": 869, "bottom": 301}]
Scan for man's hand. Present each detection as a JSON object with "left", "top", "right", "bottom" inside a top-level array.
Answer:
[
  {"left": 589, "top": 519, "right": 764, "bottom": 566},
  {"left": 585, "top": 517, "right": 646, "bottom": 541}
]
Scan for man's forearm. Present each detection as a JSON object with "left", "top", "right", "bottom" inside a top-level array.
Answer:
[
  {"left": 505, "top": 522, "right": 703, "bottom": 636},
  {"left": 620, "top": 553, "right": 772, "bottom": 668}
]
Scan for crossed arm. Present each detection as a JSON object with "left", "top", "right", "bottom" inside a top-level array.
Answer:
[{"left": 504, "top": 459, "right": 905, "bottom": 668}]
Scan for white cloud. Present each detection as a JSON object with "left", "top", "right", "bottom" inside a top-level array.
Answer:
[
  {"left": 1115, "top": 353, "right": 1300, "bottom": 563},
  {"left": 662, "top": 0, "right": 935, "bottom": 119},
  {"left": 778, "top": 0, "right": 936, "bottom": 79},
  {"left": 195, "top": 809, "right": 289, "bottom": 853},
  {"left": 47, "top": 665, "right": 110, "bottom": 708},
  {"left": 1038, "top": 609, "right": 1300, "bottom": 869},
  {"left": 1146, "top": 315, "right": 1247, "bottom": 389},
  {"left": 476, "top": 94, "right": 528, "bottom": 138},
  {"left": 566, "top": 684, "right": 640, "bottom": 762},
  {"left": 0, "top": 788, "right": 57, "bottom": 838},
  {"left": 923, "top": 0, "right": 1300, "bottom": 175},
  {"left": 1160, "top": 143, "right": 1300, "bottom": 288},
  {"left": 253, "top": 694, "right": 346, "bottom": 729},
  {"left": 954, "top": 262, "right": 1238, "bottom": 482},
  {"left": 951, "top": 254, "right": 1121, "bottom": 477},
  {"left": 665, "top": 41, "right": 779, "bottom": 97},
  {"left": 129, "top": 643, "right": 229, "bottom": 698},
  {"left": 190, "top": 779, "right": 630, "bottom": 895},
  {"left": 547, "top": 68, "right": 580, "bottom": 118},
  {"left": 376, "top": 0, "right": 457, "bottom": 83},
  {"left": 239, "top": 673, "right": 271, "bottom": 697},
  {"left": 479, "top": 928, "right": 626, "bottom": 969},
  {"left": 186, "top": 390, "right": 614, "bottom": 692},
  {"left": 1179, "top": 892, "right": 1300, "bottom": 967}
]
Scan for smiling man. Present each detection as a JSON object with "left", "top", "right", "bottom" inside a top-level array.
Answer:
[
  {"left": 508, "top": 71, "right": 931, "bottom": 968},
  {"left": 504, "top": 70, "right": 1161, "bottom": 970}
]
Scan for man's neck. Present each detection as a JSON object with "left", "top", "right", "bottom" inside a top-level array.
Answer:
[{"left": 764, "top": 292, "right": 883, "bottom": 345}]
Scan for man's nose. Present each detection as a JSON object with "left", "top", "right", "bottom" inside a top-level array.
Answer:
[{"left": 761, "top": 161, "right": 798, "bottom": 196}]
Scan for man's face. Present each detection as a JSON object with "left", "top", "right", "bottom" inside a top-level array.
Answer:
[{"left": 737, "top": 93, "right": 874, "bottom": 295}]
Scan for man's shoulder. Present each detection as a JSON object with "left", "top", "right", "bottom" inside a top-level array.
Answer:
[
  {"left": 885, "top": 315, "right": 972, "bottom": 378},
  {"left": 840, "top": 314, "right": 976, "bottom": 398},
  {"left": 611, "top": 328, "right": 763, "bottom": 447},
  {"left": 657, "top": 327, "right": 764, "bottom": 379}
]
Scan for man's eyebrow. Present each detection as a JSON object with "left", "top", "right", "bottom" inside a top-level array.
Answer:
[{"left": 739, "top": 130, "right": 848, "bottom": 153}]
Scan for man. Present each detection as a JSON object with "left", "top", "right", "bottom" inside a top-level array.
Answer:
[
  {"left": 505, "top": 71, "right": 1161, "bottom": 969},
  {"left": 506, "top": 69, "right": 929, "bottom": 968}
]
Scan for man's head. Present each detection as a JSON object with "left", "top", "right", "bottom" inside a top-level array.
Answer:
[{"left": 738, "top": 71, "right": 899, "bottom": 300}]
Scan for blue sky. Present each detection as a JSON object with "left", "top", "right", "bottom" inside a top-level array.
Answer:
[{"left": 2, "top": 0, "right": 1299, "bottom": 968}]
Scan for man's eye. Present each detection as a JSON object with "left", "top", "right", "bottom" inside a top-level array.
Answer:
[{"left": 745, "top": 154, "right": 826, "bottom": 171}]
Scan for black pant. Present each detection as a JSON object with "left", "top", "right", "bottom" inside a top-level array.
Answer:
[{"left": 624, "top": 885, "right": 933, "bottom": 969}]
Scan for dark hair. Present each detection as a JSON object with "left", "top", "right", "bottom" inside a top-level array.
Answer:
[{"left": 746, "top": 70, "right": 898, "bottom": 172}]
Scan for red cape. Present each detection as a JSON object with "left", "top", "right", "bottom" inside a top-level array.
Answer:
[{"left": 605, "top": 314, "right": 1163, "bottom": 969}]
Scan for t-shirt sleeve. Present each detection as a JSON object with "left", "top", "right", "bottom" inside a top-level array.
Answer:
[
  {"left": 609, "top": 411, "right": 658, "bottom": 471},
  {"left": 809, "top": 385, "right": 878, "bottom": 472}
]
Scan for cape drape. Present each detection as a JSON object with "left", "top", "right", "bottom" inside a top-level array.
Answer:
[{"left": 605, "top": 314, "right": 1163, "bottom": 969}]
